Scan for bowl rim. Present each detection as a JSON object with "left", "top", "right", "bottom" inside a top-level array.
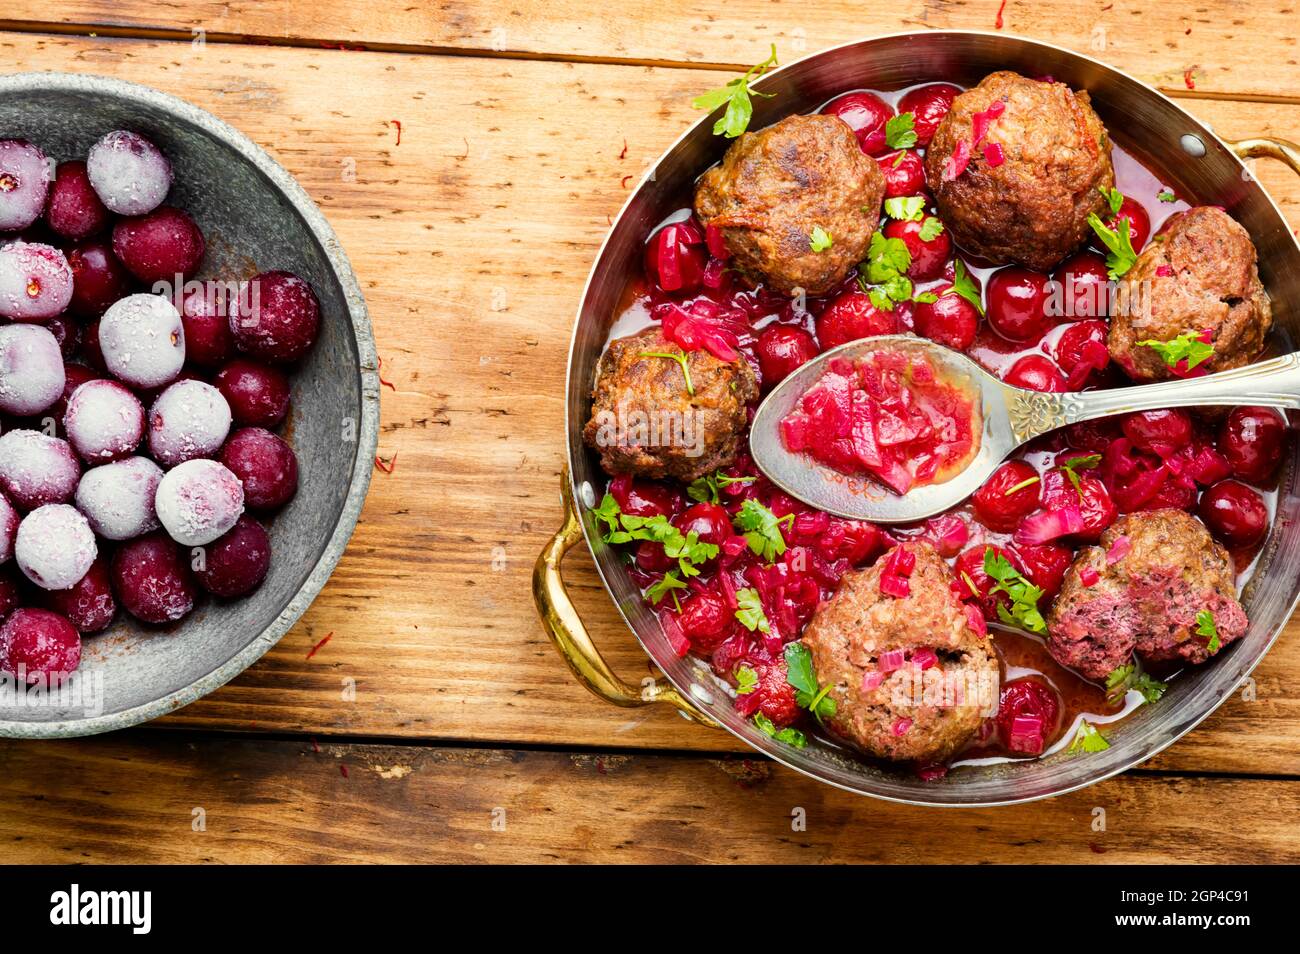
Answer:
[
  {"left": 565, "top": 29, "right": 1300, "bottom": 805},
  {"left": 0, "top": 71, "right": 380, "bottom": 738}
]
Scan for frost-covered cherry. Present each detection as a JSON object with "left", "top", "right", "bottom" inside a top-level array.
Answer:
[
  {"left": 74, "top": 455, "right": 162, "bottom": 540},
  {"left": 154, "top": 458, "right": 244, "bottom": 546},
  {"left": 0, "top": 323, "right": 66, "bottom": 416},
  {"left": 181, "top": 285, "right": 235, "bottom": 367},
  {"left": 112, "top": 206, "right": 205, "bottom": 284},
  {"left": 86, "top": 130, "right": 172, "bottom": 216},
  {"left": 63, "top": 378, "right": 145, "bottom": 463},
  {"left": 46, "top": 160, "right": 111, "bottom": 240},
  {"left": 98, "top": 293, "right": 186, "bottom": 388},
  {"left": 0, "top": 492, "right": 18, "bottom": 564},
  {"left": 220, "top": 427, "right": 298, "bottom": 511},
  {"left": 230, "top": 271, "right": 321, "bottom": 363},
  {"left": 46, "top": 314, "right": 80, "bottom": 358},
  {"left": 0, "top": 140, "right": 52, "bottom": 232},
  {"left": 0, "top": 241, "right": 75, "bottom": 320},
  {"left": 195, "top": 515, "right": 270, "bottom": 598},
  {"left": 0, "top": 430, "right": 80, "bottom": 510},
  {"left": 148, "top": 378, "right": 231, "bottom": 467},
  {"left": 43, "top": 556, "right": 116, "bottom": 633},
  {"left": 0, "top": 608, "right": 81, "bottom": 684},
  {"left": 110, "top": 531, "right": 195, "bottom": 624},
  {"left": 214, "top": 359, "right": 290, "bottom": 428},
  {"left": 67, "top": 239, "right": 134, "bottom": 319},
  {"left": 15, "top": 504, "right": 97, "bottom": 591}
]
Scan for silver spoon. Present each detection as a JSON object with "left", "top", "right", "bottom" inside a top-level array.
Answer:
[{"left": 749, "top": 333, "right": 1300, "bottom": 524}]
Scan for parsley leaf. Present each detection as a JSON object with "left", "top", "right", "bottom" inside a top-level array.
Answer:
[
  {"left": 686, "top": 469, "right": 756, "bottom": 505},
  {"left": 753, "top": 712, "right": 808, "bottom": 747},
  {"left": 1138, "top": 333, "right": 1214, "bottom": 373},
  {"left": 1099, "top": 184, "right": 1125, "bottom": 216},
  {"left": 691, "top": 45, "right": 779, "bottom": 138},
  {"left": 857, "top": 231, "right": 915, "bottom": 310},
  {"left": 637, "top": 350, "right": 694, "bottom": 396},
  {"left": 662, "top": 529, "right": 718, "bottom": 578},
  {"left": 809, "top": 226, "right": 833, "bottom": 252},
  {"left": 944, "top": 259, "right": 984, "bottom": 315},
  {"left": 1087, "top": 212, "right": 1138, "bottom": 279},
  {"left": 884, "top": 112, "right": 918, "bottom": 150},
  {"left": 918, "top": 216, "right": 945, "bottom": 242},
  {"left": 645, "top": 570, "right": 688, "bottom": 606},
  {"left": 984, "top": 546, "right": 1047, "bottom": 634},
  {"left": 1105, "top": 662, "right": 1168, "bottom": 706},
  {"left": 598, "top": 498, "right": 718, "bottom": 580},
  {"left": 1157, "top": 188, "right": 1177, "bottom": 203},
  {"left": 1068, "top": 720, "right": 1111, "bottom": 754},
  {"left": 733, "top": 499, "right": 793, "bottom": 563},
  {"left": 735, "top": 664, "right": 759, "bottom": 694},
  {"left": 884, "top": 196, "right": 926, "bottom": 222},
  {"left": 1197, "top": 609, "right": 1222, "bottom": 655},
  {"left": 783, "top": 642, "right": 836, "bottom": 722},
  {"left": 734, "top": 587, "right": 771, "bottom": 633},
  {"left": 592, "top": 493, "right": 622, "bottom": 535},
  {"left": 1059, "top": 452, "right": 1102, "bottom": 498}
]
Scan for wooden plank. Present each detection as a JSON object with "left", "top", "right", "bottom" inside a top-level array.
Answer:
[
  {"left": 1, "top": 1, "right": 1299, "bottom": 102},
  {"left": 0, "top": 735, "right": 1295, "bottom": 863},
  {"left": 1, "top": 31, "right": 1299, "bottom": 775}
]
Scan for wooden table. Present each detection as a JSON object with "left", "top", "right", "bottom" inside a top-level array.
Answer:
[{"left": 1, "top": 1, "right": 1298, "bottom": 864}]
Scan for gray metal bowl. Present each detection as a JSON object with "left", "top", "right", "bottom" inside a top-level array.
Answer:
[
  {"left": 537, "top": 31, "right": 1300, "bottom": 805},
  {"left": 0, "top": 72, "right": 379, "bottom": 738}
]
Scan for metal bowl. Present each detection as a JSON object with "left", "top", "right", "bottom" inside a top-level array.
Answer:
[
  {"left": 535, "top": 31, "right": 1300, "bottom": 805},
  {"left": 0, "top": 72, "right": 379, "bottom": 738}
]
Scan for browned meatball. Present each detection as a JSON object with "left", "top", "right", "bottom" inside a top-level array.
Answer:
[
  {"left": 583, "top": 327, "right": 758, "bottom": 482},
  {"left": 1048, "top": 509, "right": 1247, "bottom": 681},
  {"left": 694, "top": 114, "right": 885, "bottom": 296},
  {"left": 800, "top": 542, "right": 998, "bottom": 762},
  {"left": 1110, "top": 206, "right": 1271, "bottom": 382},
  {"left": 924, "top": 71, "right": 1114, "bottom": 271}
]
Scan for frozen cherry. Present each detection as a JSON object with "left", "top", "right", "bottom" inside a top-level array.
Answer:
[
  {"left": 995, "top": 677, "right": 1062, "bottom": 755},
  {"left": 1220, "top": 406, "right": 1287, "bottom": 484},
  {"left": 63, "top": 379, "right": 145, "bottom": 463},
  {"left": 0, "top": 241, "right": 74, "bottom": 320},
  {"left": 1004, "top": 354, "right": 1066, "bottom": 392},
  {"left": 111, "top": 530, "right": 196, "bottom": 624},
  {"left": 180, "top": 285, "right": 235, "bottom": 367},
  {"left": 0, "top": 566, "right": 20, "bottom": 620},
  {"left": 52, "top": 363, "right": 101, "bottom": 424},
  {"left": 0, "top": 430, "right": 80, "bottom": 510},
  {"left": 45, "top": 160, "right": 111, "bottom": 240},
  {"left": 877, "top": 151, "right": 926, "bottom": 197},
  {"left": 1122, "top": 409, "right": 1192, "bottom": 458},
  {"left": 86, "top": 130, "right": 172, "bottom": 216},
  {"left": 0, "top": 608, "right": 80, "bottom": 684},
  {"left": 914, "top": 288, "right": 979, "bottom": 351},
  {"left": 43, "top": 556, "right": 116, "bottom": 633},
  {"left": 1054, "top": 251, "right": 1110, "bottom": 320},
  {"left": 986, "top": 267, "right": 1052, "bottom": 342},
  {"left": 195, "top": 514, "right": 271, "bottom": 598},
  {"left": 816, "top": 289, "right": 897, "bottom": 350},
  {"left": 148, "top": 379, "right": 232, "bottom": 467},
  {"left": 74, "top": 455, "right": 163, "bottom": 540},
  {"left": 46, "top": 315, "right": 80, "bottom": 358},
  {"left": 1199, "top": 480, "right": 1269, "bottom": 548},
  {"left": 897, "top": 83, "right": 961, "bottom": 147},
  {"left": 0, "top": 323, "right": 66, "bottom": 416},
  {"left": 99, "top": 293, "right": 186, "bottom": 388},
  {"left": 155, "top": 458, "right": 245, "bottom": 546},
  {"left": 15, "top": 504, "right": 97, "bottom": 591},
  {"left": 755, "top": 323, "right": 818, "bottom": 387},
  {"left": 883, "top": 218, "right": 949, "bottom": 281},
  {"left": 112, "top": 206, "right": 205, "bottom": 283},
  {"left": 67, "top": 239, "right": 134, "bottom": 318},
  {"left": 213, "top": 358, "right": 291, "bottom": 429},
  {"left": 822, "top": 91, "right": 894, "bottom": 155},
  {"left": 0, "top": 140, "right": 52, "bottom": 232},
  {"left": 972, "top": 460, "right": 1041, "bottom": 532},
  {"left": 0, "top": 492, "right": 18, "bottom": 564},
  {"left": 219, "top": 427, "right": 298, "bottom": 511},
  {"left": 230, "top": 270, "right": 320, "bottom": 363}
]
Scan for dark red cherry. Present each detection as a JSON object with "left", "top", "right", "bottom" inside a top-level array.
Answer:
[
  {"left": 897, "top": 83, "right": 961, "bottom": 147},
  {"left": 821, "top": 91, "right": 894, "bottom": 156},
  {"left": 1198, "top": 480, "right": 1269, "bottom": 548},
  {"left": 755, "top": 323, "right": 819, "bottom": 388},
  {"left": 986, "top": 267, "right": 1052, "bottom": 342},
  {"left": 913, "top": 288, "right": 979, "bottom": 351},
  {"left": 883, "top": 218, "right": 950, "bottom": 282}
]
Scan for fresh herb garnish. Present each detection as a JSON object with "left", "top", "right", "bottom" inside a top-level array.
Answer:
[
  {"left": 1196, "top": 609, "right": 1222, "bottom": 654},
  {"left": 637, "top": 350, "right": 694, "bottom": 396},
  {"left": 691, "top": 45, "right": 779, "bottom": 139},
  {"left": 735, "top": 664, "right": 759, "bottom": 694},
  {"left": 734, "top": 587, "right": 771, "bottom": 633},
  {"left": 883, "top": 196, "right": 926, "bottom": 222},
  {"left": 857, "top": 231, "right": 914, "bottom": 311},
  {"left": 884, "top": 112, "right": 918, "bottom": 150},
  {"left": 983, "top": 546, "right": 1047, "bottom": 634},
  {"left": 1138, "top": 333, "right": 1214, "bottom": 373},
  {"left": 1099, "top": 184, "right": 1125, "bottom": 216},
  {"left": 754, "top": 712, "right": 807, "bottom": 747},
  {"left": 809, "top": 226, "right": 833, "bottom": 252},
  {"left": 1068, "top": 720, "right": 1111, "bottom": 754},
  {"left": 783, "top": 642, "right": 837, "bottom": 723},
  {"left": 1105, "top": 663, "right": 1168, "bottom": 706},
  {"left": 1156, "top": 188, "right": 1177, "bottom": 203},
  {"left": 594, "top": 496, "right": 719, "bottom": 579},
  {"left": 592, "top": 493, "right": 623, "bottom": 536},
  {"left": 917, "top": 216, "right": 945, "bottom": 242},
  {"left": 1087, "top": 212, "right": 1138, "bottom": 279},
  {"left": 646, "top": 571, "right": 688, "bottom": 606},
  {"left": 1003, "top": 475, "right": 1041, "bottom": 496},
  {"left": 944, "top": 259, "right": 984, "bottom": 315},
  {"left": 1059, "top": 452, "right": 1102, "bottom": 498},
  {"left": 734, "top": 498, "right": 794, "bottom": 563},
  {"left": 686, "top": 469, "right": 756, "bottom": 505}
]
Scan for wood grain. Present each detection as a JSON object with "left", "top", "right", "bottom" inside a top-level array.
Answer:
[
  {"left": 2, "top": 0, "right": 1298, "bottom": 101},
  {"left": 0, "top": 734, "right": 1295, "bottom": 863},
  {"left": 0, "top": 30, "right": 1295, "bottom": 772}
]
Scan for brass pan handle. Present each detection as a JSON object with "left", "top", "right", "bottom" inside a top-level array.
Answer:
[
  {"left": 1225, "top": 136, "right": 1300, "bottom": 178},
  {"left": 532, "top": 468, "right": 718, "bottom": 727}
]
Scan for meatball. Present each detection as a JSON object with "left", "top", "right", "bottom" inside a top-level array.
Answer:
[
  {"left": 924, "top": 71, "right": 1114, "bottom": 271},
  {"left": 1110, "top": 206, "right": 1271, "bottom": 382},
  {"left": 583, "top": 327, "right": 758, "bottom": 482},
  {"left": 1048, "top": 509, "right": 1247, "bottom": 680},
  {"left": 694, "top": 114, "right": 886, "bottom": 296},
  {"left": 800, "top": 542, "right": 998, "bottom": 762}
]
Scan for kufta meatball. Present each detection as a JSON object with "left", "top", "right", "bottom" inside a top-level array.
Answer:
[
  {"left": 694, "top": 113, "right": 886, "bottom": 295},
  {"left": 1048, "top": 509, "right": 1247, "bottom": 681},
  {"left": 800, "top": 542, "right": 999, "bottom": 763},
  {"left": 583, "top": 327, "right": 758, "bottom": 483},
  {"left": 924, "top": 71, "right": 1114, "bottom": 271},
  {"left": 1110, "top": 206, "right": 1271, "bottom": 381}
]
